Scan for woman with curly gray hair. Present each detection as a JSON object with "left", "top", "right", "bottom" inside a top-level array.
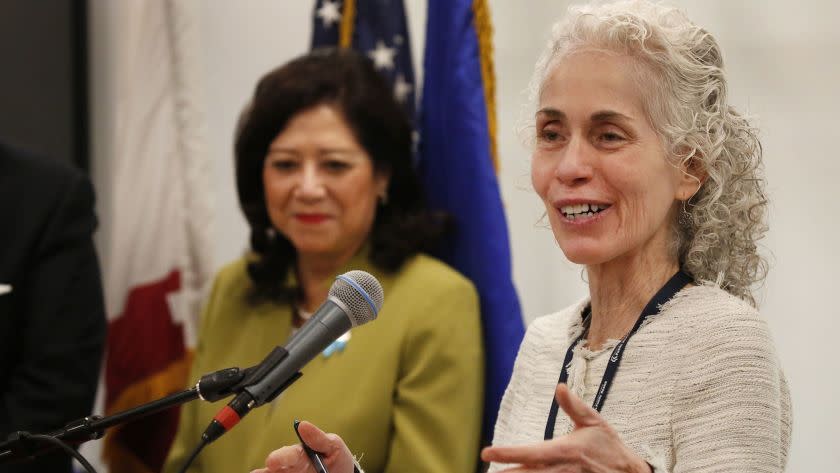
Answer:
[
  {"left": 253, "top": 2, "right": 790, "bottom": 472},
  {"left": 481, "top": 1, "right": 790, "bottom": 472}
]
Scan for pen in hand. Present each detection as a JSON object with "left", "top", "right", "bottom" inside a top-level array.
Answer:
[{"left": 294, "top": 419, "right": 330, "bottom": 473}]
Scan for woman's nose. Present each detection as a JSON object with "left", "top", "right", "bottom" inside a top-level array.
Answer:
[
  {"left": 554, "top": 136, "right": 594, "bottom": 186},
  {"left": 295, "top": 163, "right": 326, "bottom": 200}
]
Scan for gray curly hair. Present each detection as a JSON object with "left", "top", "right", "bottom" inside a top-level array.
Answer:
[{"left": 529, "top": 0, "right": 769, "bottom": 306}]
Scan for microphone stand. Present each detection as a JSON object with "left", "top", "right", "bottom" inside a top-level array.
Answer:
[
  {"left": 0, "top": 389, "right": 199, "bottom": 466},
  {"left": 0, "top": 350, "right": 297, "bottom": 469}
]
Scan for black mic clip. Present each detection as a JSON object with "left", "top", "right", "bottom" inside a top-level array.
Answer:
[
  {"left": 200, "top": 347, "right": 303, "bottom": 444},
  {"left": 196, "top": 368, "right": 250, "bottom": 402},
  {"left": 195, "top": 348, "right": 303, "bottom": 403},
  {"left": 238, "top": 346, "right": 304, "bottom": 405}
]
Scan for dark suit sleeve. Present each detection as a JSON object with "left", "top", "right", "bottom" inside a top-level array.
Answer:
[{"left": 0, "top": 173, "right": 106, "bottom": 473}]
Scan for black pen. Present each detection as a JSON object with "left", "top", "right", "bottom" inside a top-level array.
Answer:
[{"left": 294, "top": 420, "right": 330, "bottom": 473}]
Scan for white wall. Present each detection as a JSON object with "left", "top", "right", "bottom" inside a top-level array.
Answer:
[{"left": 90, "top": 1, "right": 840, "bottom": 470}]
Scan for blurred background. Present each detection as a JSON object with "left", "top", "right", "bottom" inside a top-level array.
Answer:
[{"left": 2, "top": 0, "right": 837, "bottom": 471}]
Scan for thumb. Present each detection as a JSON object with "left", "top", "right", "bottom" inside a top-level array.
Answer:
[
  {"left": 296, "top": 420, "right": 334, "bottom": 453},
  {"left": 555, "top": 383, "right": 602, "bottom": 428}
]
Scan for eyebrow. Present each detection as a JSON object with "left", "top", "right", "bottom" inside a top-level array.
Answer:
[
  {"left": 536, "top": 108, "right": 634, "bottom": 123},
  {"left": 536, "top": 108, "right": 566, "bottom": 120},
  {"left": 265, "top": 148, "right": 300, "bottom": 159},
  {"left": 265, "top": 147, "right": 363, "bottom": 161},
  {"left": 590, "top": 110, "right": 634, "bottom": 123},
  {"left": 267, "top": 146, "right": 356, "bottom": 153}
]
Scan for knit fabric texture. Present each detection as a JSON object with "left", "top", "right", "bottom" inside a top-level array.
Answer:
[{"left": 489, "top": 285, "right": 791, "bottom": 472}]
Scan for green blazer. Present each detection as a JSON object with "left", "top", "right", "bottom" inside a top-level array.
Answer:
[{"left": 164, "top": 251, "right": 483, "bottom": 473}]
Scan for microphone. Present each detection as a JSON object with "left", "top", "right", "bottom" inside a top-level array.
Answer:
[{"left": 200, "top": 270, "right": 384, "bottom": 444}]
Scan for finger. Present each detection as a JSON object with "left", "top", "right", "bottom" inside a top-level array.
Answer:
[
  {"left": 296, "top": 420, "right": 341, "bottom": 454},
  {"left": 481, "top": 442, "right": 575, "bottom": 465},
  {"left": 496, "top": 466, "right": 575, "bottom": 473},
  {"left": 555, "top": 383, "right": 601, "bottom": 428},
  {"left": 494, "top": 467, "right": 561, "bottom": 473},
  {"left": 264, "top": 445, "right": 310, "bottom": 471}
]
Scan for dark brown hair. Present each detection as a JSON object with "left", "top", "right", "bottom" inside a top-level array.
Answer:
[{"left": 235, "top": 48, "right": 446, "bottom": 303}]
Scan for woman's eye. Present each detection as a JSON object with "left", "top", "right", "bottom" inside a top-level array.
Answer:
[
  {"left": 537, "top": 128, "right": 564, "bottom": 143},
  {"left": 594, "top": 126, "right": 627, "bottom": 146},
  {"left": 324, "top": 160, "right": 351, "bottom": 172},
  {"left": 270, "top": 160, "right": 298, "bottom": 171},
  {"left": 595, "top": 129, "right": 628, "bottom": 148}
]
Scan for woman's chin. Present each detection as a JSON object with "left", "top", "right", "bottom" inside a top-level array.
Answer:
[
  {"left": 293, "top": 241, "right": 340, "bottom": 259},
  {"left": 559, "top": 246, "right": 611, "bottom": 266}
]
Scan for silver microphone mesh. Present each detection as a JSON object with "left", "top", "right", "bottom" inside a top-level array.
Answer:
[{"left": 328, "top": 270, "right": 384, "bottom": 327}]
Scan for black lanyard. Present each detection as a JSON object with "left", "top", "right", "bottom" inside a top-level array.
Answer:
[{"left": 544, "top": 270, "right": 692, "bottom": 440}]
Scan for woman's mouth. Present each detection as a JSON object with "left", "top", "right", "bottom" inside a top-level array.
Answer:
[
  {"left": 559, "top": 203, "right": 610, "bottom": 221},
  {"left": 295, "top": 214, "right": 329, "bottom": 224}
]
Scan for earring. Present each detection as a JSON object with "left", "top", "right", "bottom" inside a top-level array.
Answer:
[
  {"left": 678, "top": 206, "right": 692, "bottom": 227},
  {"left": 378, "top": 190, "right": 389, "bottom": 205},
  {"left": 265, "top": 227, "right": 277, "bottom": 240}
]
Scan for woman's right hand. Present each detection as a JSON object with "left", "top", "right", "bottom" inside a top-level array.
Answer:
[{"left": 251, "top": 421, "right": 356, "bottom": 473}]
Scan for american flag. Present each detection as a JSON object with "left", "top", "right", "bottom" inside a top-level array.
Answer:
[{"left": 311, "top": 0, "right": 416, "bottom": 121}]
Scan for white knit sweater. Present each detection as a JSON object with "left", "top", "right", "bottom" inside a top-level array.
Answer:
[{"left": 489, "top": 285, "right": 791, "bottom": 472}]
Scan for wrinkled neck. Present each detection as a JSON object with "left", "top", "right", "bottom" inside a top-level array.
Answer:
[{"left": 585, "top": 250, "right": 679, "bottom": 351}]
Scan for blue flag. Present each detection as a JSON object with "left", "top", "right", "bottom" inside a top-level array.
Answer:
[
  {"left": 417, "top": 0, "right": 524, "bottom": 440},
  {"left": 311, "top": 0, "right": 525, "bottom": 442}
]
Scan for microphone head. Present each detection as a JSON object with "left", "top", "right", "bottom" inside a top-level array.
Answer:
[{"left": 329, "top": 270, "right": 384, "bottom": 327}]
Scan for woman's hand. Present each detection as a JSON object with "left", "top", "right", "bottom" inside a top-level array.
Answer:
[
  {"left": 251, "top": 421, "right": 356, "bottom": 473},
  {"left": 481, "top": 384, "right": 652, "bottom": 473}
]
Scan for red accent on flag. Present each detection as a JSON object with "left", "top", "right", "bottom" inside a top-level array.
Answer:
[
  {"left": 107, "top": 408, "right": 183, "bottom": 473},
  {"left": 214, "top": 406, "right": 242, "bottom": 431},
  {"left": 105, "top": 270, "right": 185, "bottom": 404},
  {"left": 104, "top": 269, "right": 187, "bottom": 472}
]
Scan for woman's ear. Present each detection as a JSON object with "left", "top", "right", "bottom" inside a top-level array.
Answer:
[
  {"left": 676, "top": 151, "right": 707, "bottom": 201},
  {"left": 374, "top": 168, "right": 392, "bottom": 203}
]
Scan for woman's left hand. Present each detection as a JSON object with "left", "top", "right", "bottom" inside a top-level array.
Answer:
[
  {"left": 251, "top": 421, "right": 356, "bottom": 473},
  {"left": 481, "top": 384, "right": 652, "bottom": 473}
]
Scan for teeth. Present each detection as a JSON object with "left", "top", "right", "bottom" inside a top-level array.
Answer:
[{"left": 560, "top": 203, "right": 608, "bottom": 217}]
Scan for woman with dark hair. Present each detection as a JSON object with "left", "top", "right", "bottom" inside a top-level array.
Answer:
[{"left": 163, "top": 48, "right": 483, "bottom": 473}]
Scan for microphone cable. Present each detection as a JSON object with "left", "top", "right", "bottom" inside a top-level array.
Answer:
[
  {"left": 9, "top": 433, "right": 98, "bottom": 473},
  {"left": 176, "top": 437, "right": 209, "bottom": 473}
]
